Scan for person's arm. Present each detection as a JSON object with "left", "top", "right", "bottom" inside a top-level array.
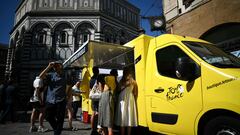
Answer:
[
  {"left": 132, "top": 79, "right": 138, "bottom": 100},
  {"left": 39, "top": 62, "right": 54, "bottom": 79},
  {"left": 66, "top": 85, "right": 72, "bottom": 100}
]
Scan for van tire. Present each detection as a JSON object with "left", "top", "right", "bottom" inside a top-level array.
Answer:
[{"left": 203, "top": 116, "right": 240, "bottom": 135}]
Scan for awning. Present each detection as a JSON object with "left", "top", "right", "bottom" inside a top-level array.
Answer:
[{"left": 63, "top": 41, "right": 134, "bottom": 70}]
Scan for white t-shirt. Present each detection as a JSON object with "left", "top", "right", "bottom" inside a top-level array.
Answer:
[
  {"left": 72, "top": 85, "right": 81, "bottom": 102},
  {"left": 33, "top": 76, "right": 43, "bottom": 88}
]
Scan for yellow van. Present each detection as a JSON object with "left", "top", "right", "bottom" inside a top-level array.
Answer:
[{"left": 64, "top": 34, "right": 240, "bottom": 135}]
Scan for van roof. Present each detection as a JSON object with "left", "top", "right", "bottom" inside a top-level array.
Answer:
[{"left": 63, "top": 40, "right": 134, "bottom": 69}]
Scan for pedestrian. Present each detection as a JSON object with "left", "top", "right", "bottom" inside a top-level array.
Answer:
[
  {"left": 29, "top": 76, "right": 48, "bottom": 133},
  {"left": 90, "top": 66, "right": 100, "bottom": 135},
  {"left": 110, "top": 69, "right": 119, "bottom": 95},
  {"left": 109, "top": 69, "right": 119, "bottom": 108},
  {"left": 66, "top": 80, "right": 78, "bottom": 131},
  {"left": 97, "top": 75, "right": 116, "bottom": 135},
  {"left": 39, "top": 61, "right": 72, "bottom": 135},
  {"left": 115, "top": 67, "right": 138, "bottom": 135},
  {"left": 0, "top": 79, "right": 16, "bottom": 124},
  {"left": 0, "top": 79, "right": 8, "bottom": 112},
  {"left": 72, "top": 81, "right": 83, "bottom": 121}
]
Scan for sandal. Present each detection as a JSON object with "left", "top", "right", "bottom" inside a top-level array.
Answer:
[{"left": 71, "top": 127, "right": 78, "bottom": 131}]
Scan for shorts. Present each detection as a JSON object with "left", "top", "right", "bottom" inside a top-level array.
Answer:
[
  {"left": 91, "top": 101, "right": 99, "bottom": 112},
  {"left": 31, "top": 101, "right": 45, "bottom": 110}
]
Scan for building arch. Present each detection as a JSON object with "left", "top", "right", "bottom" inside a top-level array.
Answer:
[
  {"left": 30, "top": 21, "right": 51, "bottom": 32},
  {"left": 16, "top": 26, "right": 26, "bottom": 47},
  {"left": 31, "top": 22, "right": 51, "bottom": 45},
  {"left": 14, "top": 31, "right": 20, "bottom": 47},
  {"left": 75, "top": 22, "right": 96, "bottom": 50},
  {"left": 200, "top": 22, "right": 240, "bottom": 52},
  {"left": 103, "top": 25, "right": 117, "bottom": 43},
  {"left": 20, "top": 26, "right": 26, "bottom": 38},
  {"left": 200, "top": 22, "right": 240, "bottom": 44},
  {"left": 30, "top": 23, "right": 51, "bottom": 61},
  {"left": 53, "top": 21, "right": 74, "bottom": 32},
  {"left": 53, "top": 22, "right": 74, "bottom": 46},
  {"left": 75, "top": 21, "right": 97, "bottom": 33},
  {"left": 10, "top": 39, "right": 14, "bottom": 48},
  {"left": 117, "top": 29, "right": 128, "bottom": 45},
  {"left": 53, "top": 22, "right": 74, "bottom": 60}
]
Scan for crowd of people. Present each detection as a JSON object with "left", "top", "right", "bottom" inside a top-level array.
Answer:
[
  {"left": 90, "top": 67, "right": 138, "bottom": 135},
  {"left": 0, "top": 61, "right": 138, "bottom": 135}
]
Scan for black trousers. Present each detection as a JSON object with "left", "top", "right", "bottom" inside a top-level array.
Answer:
[
  {"left": 45, "top": 100, "right": 66, "bottom": 135},
  {"left": 0, "top": 103, "right": 14, "bottom": 123},
  {"left": 72, "top": 101, "right": 81, "bottom": 119}
]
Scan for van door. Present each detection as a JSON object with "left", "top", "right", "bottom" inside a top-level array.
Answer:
[{"left": 145, "top": 44, "right": 203, "bottom": 134}]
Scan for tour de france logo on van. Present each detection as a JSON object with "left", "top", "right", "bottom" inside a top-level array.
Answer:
[{"left": 166, "top": 84, "right": 184, "bottom": 101}]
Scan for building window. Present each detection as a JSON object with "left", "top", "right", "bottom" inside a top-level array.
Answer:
[
  {"left": 115, "top": 4, "right": 118, "bottom": 16},
  {"left": 37, "top": 31, "right": 47, "bottom": 44},
  {"left": 60, "top": 31, "right": 68, "bottom": 44},
  {"left": 79, "top": 31, "right": 90, "bottom": 45},
  {"left": 84, "top": 0, "right": 89, "bottom": 7},
  {"left": 111, "top": 2, "right": 114, "bottom": 14},
  {"left": 38, "top": 34, "right": 44, "bottom": 44},
  {"left": 108, "top": 0, "right": 110, "bottom": 9},
  {"left": 117, "top": 6, "right": 120, "bottom": 17},
  {"left": 83, "top": 33, "right": 89, "bottom": 43},
  {"left": 43, "top": 0, "right": 49, "bottom": 7},
  {"left": 63, "top": 0, "right": 68, "bottom": 7},
  {"left": 183, "top": 0, "right": 194, "bottom": 8}
]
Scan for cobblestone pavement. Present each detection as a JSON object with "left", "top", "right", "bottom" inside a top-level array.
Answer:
[
  {"left": 0, "top": 119, "right": 92, "bottom": 135},
  {"left": 0, "top": 110, "right": 163, "bottom": 135}
]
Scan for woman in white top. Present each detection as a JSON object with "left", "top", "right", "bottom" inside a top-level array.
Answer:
[
  {"left": 72, "top": 81, "right": 82, "bottom": 120},
  {"left": 115, "top": 68, "right": 138, "bottom": 135}
]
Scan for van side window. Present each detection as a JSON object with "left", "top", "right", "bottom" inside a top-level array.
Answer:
[{"left": 156, "top": 45, "right": 190, "bottom": 79}]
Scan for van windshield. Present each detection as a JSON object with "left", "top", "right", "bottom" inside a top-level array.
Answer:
[{"left": 183, "top": 41, "right": 240, "bottom": 68}]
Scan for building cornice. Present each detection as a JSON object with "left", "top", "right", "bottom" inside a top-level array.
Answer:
[
  {"left": 10, "top": 10, "right": 139, "bottom": 35},
  {"left": 116, "top": 0, "right": 140, "bottom": 13},
  {"left": 15, "top": 0, "right": 26, "bottom": 13}
]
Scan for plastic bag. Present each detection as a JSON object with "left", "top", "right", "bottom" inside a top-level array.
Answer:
[{"left": 89, "top": 81, "right": 101, "bottom": 101}]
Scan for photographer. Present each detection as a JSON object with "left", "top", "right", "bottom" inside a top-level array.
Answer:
[{"left": 39, "top": 61, "right": 72, "bottom": 135}]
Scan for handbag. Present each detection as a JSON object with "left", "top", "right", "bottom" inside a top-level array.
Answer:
[{"left": 89, "top": 81, "right": 101, "bottom": 101}]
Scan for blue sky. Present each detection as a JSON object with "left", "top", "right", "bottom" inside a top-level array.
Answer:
[{"left": 0, "top": 0, "right": 162, "bottom": 45}]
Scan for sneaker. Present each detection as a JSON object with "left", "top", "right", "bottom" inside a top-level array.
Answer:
[
  {"left": 29, "top": 126, "right": 38, "bottom": 133},
  {"left": 37, "top": 126, "right": 48, "bottom": 132}
]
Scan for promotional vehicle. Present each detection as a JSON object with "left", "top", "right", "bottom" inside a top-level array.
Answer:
[{"left": 64, "top": 34, "right": 240, "bottom": 135}]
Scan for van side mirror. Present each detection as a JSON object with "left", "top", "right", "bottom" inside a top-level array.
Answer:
[{"left": 175, "top": 57, "right": 197, "bottom": 81}]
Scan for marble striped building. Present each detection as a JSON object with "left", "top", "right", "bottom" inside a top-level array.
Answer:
[{"left": 6, "top": 0, "right": 140, "bottom": 110}]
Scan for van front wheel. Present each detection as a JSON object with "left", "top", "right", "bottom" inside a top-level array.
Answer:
[{"left": 203, "top": 116, "right": 240, "bottom": 135}]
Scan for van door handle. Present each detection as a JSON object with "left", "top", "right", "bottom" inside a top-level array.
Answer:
[{"left": 154, "top": 88, "right": 164, "bottom": 93}]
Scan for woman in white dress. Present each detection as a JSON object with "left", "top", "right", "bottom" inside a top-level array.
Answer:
[{"left": 115, "top": 68, "right": 138, "bottom": 135}]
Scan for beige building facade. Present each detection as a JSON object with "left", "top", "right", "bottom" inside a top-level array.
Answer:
[{"left": 163, "top": 0, "right": 240, "bottom": 55}]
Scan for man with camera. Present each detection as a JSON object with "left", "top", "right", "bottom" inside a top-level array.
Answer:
[{"left": 39, "top": 61, "right": 72, "bottom": 135}]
